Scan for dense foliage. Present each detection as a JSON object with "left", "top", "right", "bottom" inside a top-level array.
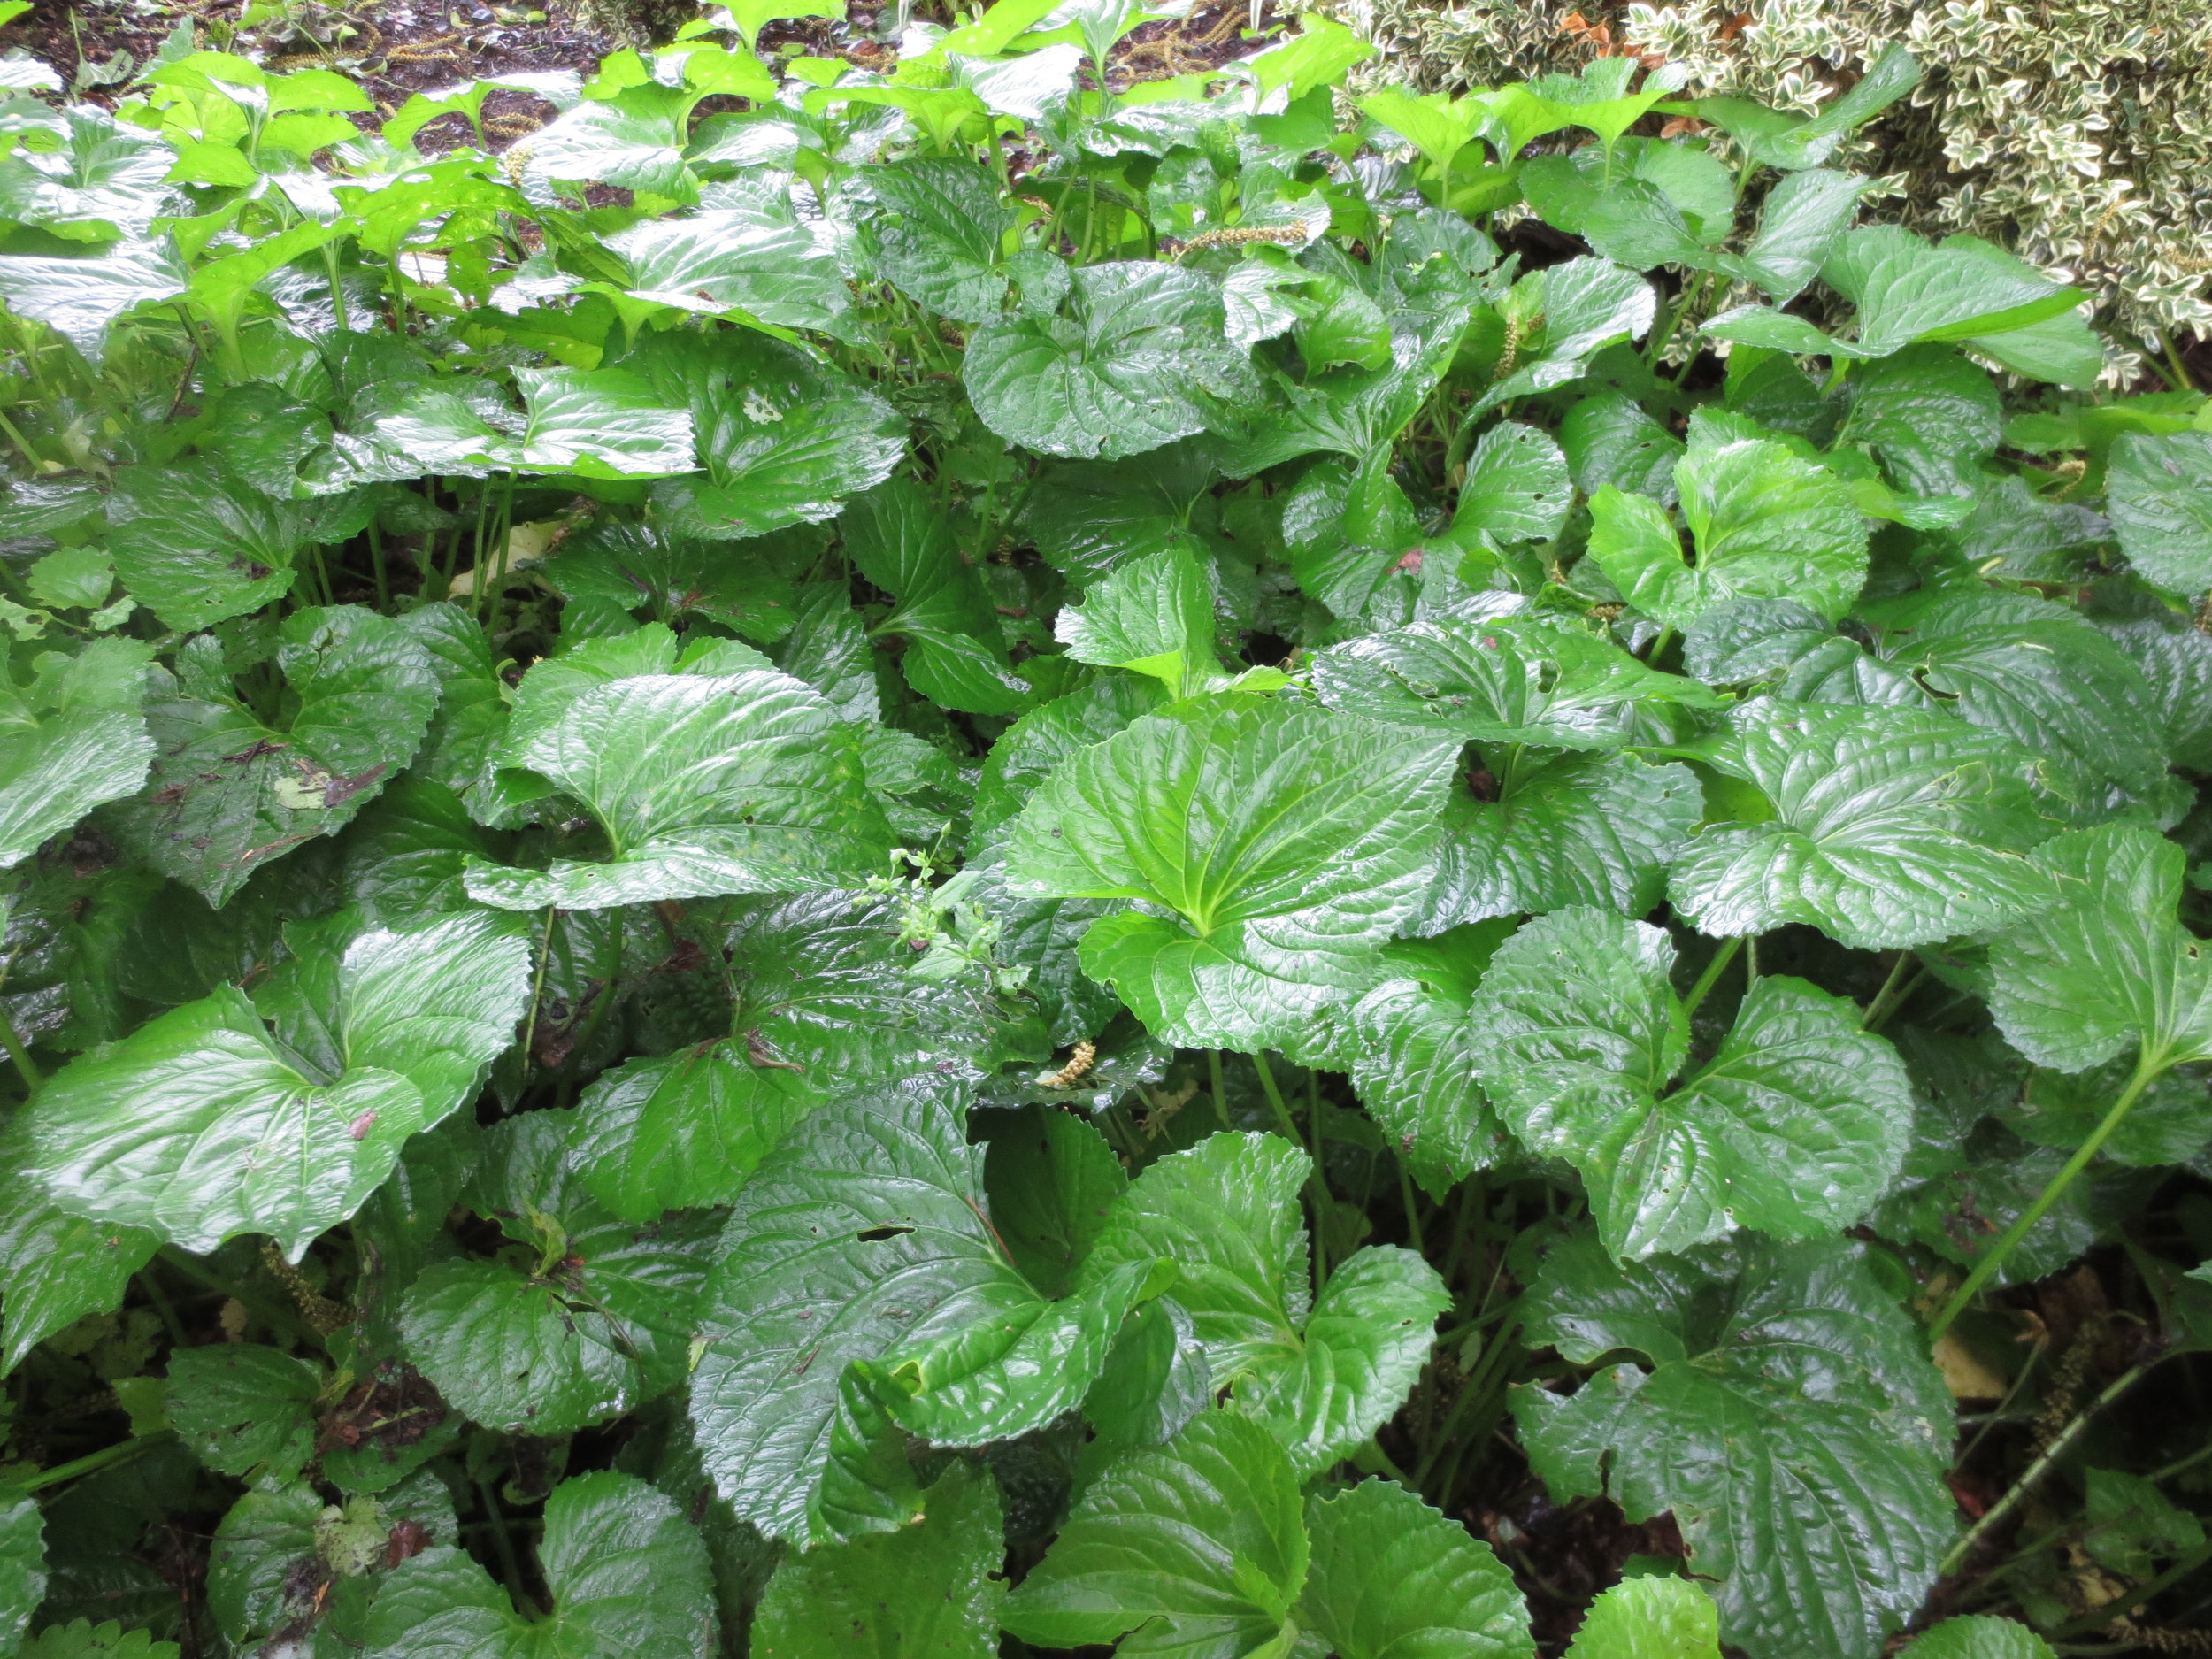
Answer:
[{"left": 0, "top": 4, "right": 2209, "bottom": 1655}]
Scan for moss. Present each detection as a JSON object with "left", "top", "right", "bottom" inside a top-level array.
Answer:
[{"left": 1322, "top": 0, "right": 2212, "bottom": 361}]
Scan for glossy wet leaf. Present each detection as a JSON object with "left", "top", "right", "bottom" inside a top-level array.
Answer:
[
  {"left": 1669, "top": 700, "right": 2056, "bottom": 949},
  {"left": 634, "top": 329, "right": 907, "bottom": 541},
  {"left": 165, "top": 1344, "right": 322, "bottom": 1480},
  {"left": 110, "top": 606, "right": 438, "bottom": 905},
  {"left": 1004, "top": 696, "right": 1457, "bottom": 1049},
  {"left": 1986, "top": 823, "right": 2212, "bottom": 1072},
  {"left": 361, "top": 1471, "right": 716, "bottom": 1657},
  {"left": 1586, "top": 438, "right": 1868, "bottom": 628},
  {"left": 0, "top": 1152, "right": 157, "bottom": 1371},
  {"left": 22, "top": 910, "right": 529, "bottom": 1256},
  {"left": 1297, "top": 1478, "right": 1532, "bottom": 1658},
  {"left": 1514, "top": 1231, "right": 1955, "bottom": 1659},
  {"left": 1415, "top": 752, "right": 1702, "bottom": 927},
  {"left": 1310, "top": 608, "right": 1717, "bottom": 751},
  {"left": 462, "top": 664, "right": 888, "bottom": 910},
  {"left": 841, "top": 478, "right": 1027, "bottom": 715},
  {"left": 1470, "top": 908, "right": 1913, "bottom": 1259},
  {"left": 1563, "top": 1577, "right": 1722, "bottom": 1658},
  {"left": 691, "top": 1086, "right": 1141, "bottom": 1548},
  {"left": 964, "top": 262, "right": 1257, "bottom": 461},
  {"left": 750, "top": 1462, "right": 1004, "bottom": 1659},
  {"left": 1083, "top": 1132, "right": 1448, "bottom": 1472},
  {"left": 1001, "top": 1409, "right": 1307, "bottom": 1658},
  {"left": 0, "top": 636, "right": 153, "bottom": 872},
  {"left": 2106, "top": 430, "right": 2212, "bottom": 596}
]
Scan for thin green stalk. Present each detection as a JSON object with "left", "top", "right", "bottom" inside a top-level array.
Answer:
[
  {"left": 477, "top": 1472, "right": 534, "bottom": 1608},
  {"left": 1643, "top": 625, "right": 1674, "bottom": 666},
  {"left": 469, "top": 479, "right": 493, "bottom": 622},
  {"left": 16, "top": 1430, "right": 169, "bottom": 1494},
  {"left": 1253, "top": 1051, "right": 1328, "bottom": 1293},
  {"left": 1680, "top": 937, "right": 1742, "bottom": 1021},
  {"left": 2162, "top": 333, "right": 2197, "bottom": 394},
  {"left": 1399, "top": 1157, "right": 1425, "bottom": 1255},
  {"left": 2150, "top": 1435, "right": 2212, "bottom": 1486},
  {"left": 1941, "top": 1360, "right": 2154, "bottom": 1576},
  {"left": 1929, "top": 1052, "right": 2164, "bottom": 1341},
  {"left": 1207, "top": 1048, "right": 1232, "bottom": 1129},
  {"left": 136, "top": 1271, "right": 188, "bottom": 1348},
  {"left": 0, "top": 999, "right": 40, "bottom": 1092},
  {"left": 2048, "top": 1535, "right": 2212, "bottom": 1640},
  {"left": 516, "top": 906, "right": 559, "bottom": 1073},
  {"left": 367, "top": 519, "right": 389, "bottom": 610},
  {"left": 1861, "top": 949, "right": 1918, "bottom": 1030}
]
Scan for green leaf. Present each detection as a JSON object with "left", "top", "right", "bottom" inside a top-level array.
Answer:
[
  {"left": 1348, "top": 947, "right": 1512, "bottom": 1199},
  {"left": 102, "top": 458, "right": 322, "bottom": 632},
  {"left": 1417, "top": 750, "right": 1703, "bottom": 926},
  {"left": 1006, "top": 697, "right": 1457, "bottom": 1050},
  {"left": 570, "top": 1040, "right": 826, "bottom": 1222},
  {"left": 1896, "top": 1617, "right": 2058, "bottom": 1659},
  {"left": 691, "top": 1086, "right": 1137, "bottom": 1547},
  {"left": 1833, "top": 344, "right": 2001, "bottom": 496},
  {"left": 0, "top": 236, "right": 186, "bottom": 361},
  {"left": 165, "top": 1344, "right": 321, "bottom": 1480},
  {"left": 0, "top": 637, "right": 153, "bottom": 872},
  {"left": 401, "top": 1111, "right": 717, "bottom": 1434},
  {"left": 1873, "top": 589, "right": 2168, "bottom": 801},
  {"left": 1000, "top": 1409, "right": 1307, "bottom": 1658},
  {"left": 985, "top": 1106, "right": 1127, "bottom": 1298},
  {"left": 393, "top": 366, "right": 699, "bottom": 480},
  {"left": 1310, "top": 607, "right": 1717, "bottom": 751},
  {"left": 1562, "top": 1576, "right": 1722, "bottom": 1658},
  {"left": 725, "top": 889, "right": 1018, "bottom": 1085},
  {"left": 1669, "top": 700, "right": 2057, "bottom": 949},
  {"left": 750, "top": 1463, "right": 1004, "bottom": 1659},
  {"left": 2107, "top": 431, "right": 2212, "bottom": 595},
  {"left": 634, "top": 329, "right": 907, "bottom": 541},
  {"left": 1586, "top": 438, "right": 1868, "bottom": 629},
  {"left": 1470, "top": 907, "right": 1912, "bottom": 1258},
  {"left": 362, "top": 1471, "right": 716, "bottom": 1657},
  {"left": 1478, "top": 258, "right": 1654, "bottom": 411},
  {"left": 1, "top": 1488, "right": 45, "bottom": 1657},
  {"left": 964, "top": 262, "right": 1257, "bottom": 461},
  {"left": 1513, "top": 1231, "right": 1955, "bottom": 1659},
  {"left": 601, "top": 194, "right": 849, "bottom": 334},
  {"left": 0, "top": 1150, "right": 157, "bottom": 1371},
  {"left": 1822, "top": 227, "right": 2087, "bottom": 356},
  {"left": 841, "top": 478, "right": 1028, "bottom": 715},
  {"left": 1219, "top": 312, "right": 1467, "bottom": 476},
  {"left": 1452, "top": 421, "right": 1571, "bottom": 544},
  {"left": 1055, "top": 544, "right": 1233, "bottom": 698},
  {"left": 1019, "top": 441, "right": 1224, "bottom": 588},
  {"left": 1987, "top": 823, "right": 2212, "bottom": 1072},
  {"left": 1083, "top": 1131, "right": 1447, "bottom": 1472},
  {"left": 541, "top": 520, "right": 795, "bottom": 642},
  {"left": 1296, "top": 1478, "right": 1532, "bottom": 1658},
  {"left": 23, "top": 910, "right": 530, "bottom": 1257},
  {"left": 109, "top": 606, "right": 438, "bottom": 906},
  {"left": 862, "top": 157, "right": 1018, "bottom": 325},
  {"left": 463, "top": 663, "right": 890, "bottom": 910},
  {"left": 19, "top": 1624, "right": 178, "bottom": 1659},
  {"left": 208, "top": 1473, "right": 457, "bottom": 1654}
]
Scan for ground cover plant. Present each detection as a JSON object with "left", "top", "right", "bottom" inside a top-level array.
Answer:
[{"left": 1, "top": 4, "right": 2211, "bottom": 1654}]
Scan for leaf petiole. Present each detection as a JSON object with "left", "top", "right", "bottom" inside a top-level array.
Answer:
[{"left": 1927, "top": 1049, "right": 2165, "bottom": 1341}]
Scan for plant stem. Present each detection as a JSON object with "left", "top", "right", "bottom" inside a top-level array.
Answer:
[
  {"left": 1253, "top": 1051, "right": 1328, "bottom": 1293},
  {"left": 1680, "top": 937, "right": 1742, "bottom": 1020},
  {"left": 1863, "top": 956, "right": 1926, "bottom": 1033},
  {"left": 16, "top": 1430, "right": 170, "bottom": 1493},
  {"left": 2048, "top": 1537, "right": 2212, "bottom": 1640},
  {"left": 516, "top": 906, "right": 559, "bottom": 1073},
  {"left": 1207, "top": 1048, "right": 1232, "bottom": 1130},
  {"left": 1942, "top": 1360, "right": 2154, "bottom": 1577},
  {"left": 477, "top": 1472, "right": 533, "bottom": 1609},
  {"left": 1929, "top": 1051, "right": 2163, "bottom": 1341},
  {"left": 0, "top": 997, "right": 41, "bottom": 1091}
]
